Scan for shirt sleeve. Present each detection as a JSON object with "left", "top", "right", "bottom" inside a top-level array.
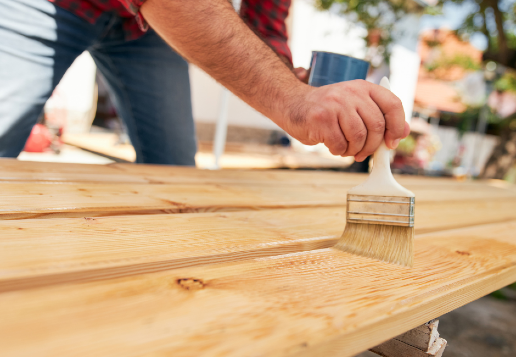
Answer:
[
  {"left": 117, "top": 0, "right": 149, "bottom": 35},
  {"left": 240, "top": 0, "right": 293, "bottom": 64}
]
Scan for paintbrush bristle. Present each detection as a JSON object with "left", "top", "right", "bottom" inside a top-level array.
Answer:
[{"left": 334, "top": 222, "right": 414, "bottom": 267}]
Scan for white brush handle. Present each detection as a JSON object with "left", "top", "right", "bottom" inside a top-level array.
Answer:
[{"left": 347, "top": 77, "right": 414, "bottom": 197}]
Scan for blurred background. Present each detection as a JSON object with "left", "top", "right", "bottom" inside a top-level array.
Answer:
[{"left": 20, "top": 0, "right": 516, "bottom": 186}]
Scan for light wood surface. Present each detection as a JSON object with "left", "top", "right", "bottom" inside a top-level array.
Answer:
[
  {"left": 1, "top": 221, "right": 515, "bottom": 357},
  {"left": 1, "top": 159, "right": 515, "bottom": 357},
  {"left": 1, "top": 158, "right": 512, "bottom": 188},
  {"left": 370, "top": 319, "right": 446, "bottom": 357},
  {"left": 2, "top": 197, "right": 516, "bottom": 292},
  {"left": 0, "top": 178, "right": 514, "bottom": 220}
]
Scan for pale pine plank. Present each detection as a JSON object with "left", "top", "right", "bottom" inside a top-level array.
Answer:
[
  {"left": 0, "top": 222, "right": 515, "bottom": 357},
  {"left": 2, "top": 158, "right": 512, "bottom": 192},
  {"left": 0, "top": 208, "right": 342, "bottom": 291},
  {"left": 0, "top": 158, "right": 365, "bottom": 185},
  {"left": 0, "top": 181, "right": 352, "bottom": 220},
  {"left": 2, "top": 198, "right": 515, "bottom": 292},
  {"left": 0, "top": 159, "right": 148, "bottom": 184},
  {"left": 0, "top": 178, "right": 514, "bottom": 220}
]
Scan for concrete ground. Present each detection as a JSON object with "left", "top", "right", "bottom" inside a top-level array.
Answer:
[{"left": 355, "top": 291, "right": 516, "bottom": 357}]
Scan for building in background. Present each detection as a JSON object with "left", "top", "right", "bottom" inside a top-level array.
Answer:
[{"left": 404, "top": 28, "right": 499, "bottom": 177}]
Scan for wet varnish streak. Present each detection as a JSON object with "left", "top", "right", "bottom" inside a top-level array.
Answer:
[{"left": 2, "top": 202, "right": 516, "bottom": 292}]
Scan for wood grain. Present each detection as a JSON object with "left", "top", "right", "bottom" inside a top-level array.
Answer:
[
  {"left": 2, "top": 158, "right": 513, "bottom": 190},
  {"left": 0, "top": 177, "right": 514, "bottom": 220},
  {"left": 1, "top": 221, "right": 515, "bottom": 357},
  {"left": 0, "top": 159, "right": 148, "bottom": 183},
  {"left": 1, "top": 197, "right": 515, "bottom": 292}
]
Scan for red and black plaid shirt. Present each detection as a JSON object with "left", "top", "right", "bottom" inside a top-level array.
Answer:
[{"left": 49, "top": 0, "right": 292, "bottom": 63}]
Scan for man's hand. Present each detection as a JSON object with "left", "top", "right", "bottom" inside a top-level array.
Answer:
[
  {"left": 285, "top": 80, "right": 409, "bottom": 162},
  {"left": 141, "top": 0, "right": 409, "bottom": 160}
]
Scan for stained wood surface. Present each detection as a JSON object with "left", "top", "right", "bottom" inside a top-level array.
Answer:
[
  {"left": 1, "top": 221, "right": 515, "bottom": 357},
  {"left": 2, "top": 197, "right": 516, "bottom": 292},
  {"left": 1, "top": 159, "right": 515, "bottom": 357}
]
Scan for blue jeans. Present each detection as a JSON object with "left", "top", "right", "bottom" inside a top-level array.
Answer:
[{"left": 0, "top": 0, "right": 197, "bottom": 165}]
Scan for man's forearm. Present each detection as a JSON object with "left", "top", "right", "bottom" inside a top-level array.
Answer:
[
  {"left": 141, "top": 0, "right": 409, "bottom": 161},
  {"left": 140, "top": 0, "right": 307, "bottom": 129}
]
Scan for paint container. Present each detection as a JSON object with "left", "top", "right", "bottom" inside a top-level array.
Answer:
[{"left": 308, "top": 51, "right": 370, "bottom": 87}]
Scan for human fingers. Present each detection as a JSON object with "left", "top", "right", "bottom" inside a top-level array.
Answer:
[
  {"left": 403, "top": 121, "right": 410, "bottom": 138},
  {"left": 368, "top": 85, "right": 405, "bottom": 149},
  {"left": 354, "top": 98, "right": 385, "bottom": 162},
  {"left": 323, "top": 121, "right": 348, "bottom": 156},
  {"left": 338, "top": 111, "right": 367, "bottom": 157}
]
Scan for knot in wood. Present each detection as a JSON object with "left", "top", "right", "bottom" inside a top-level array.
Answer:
[
  {"left": 456, "top": 250, "right": 471, "bottom": 256},
  {"left": 177, "top": 278, "right": 205, "bottom": 290}
]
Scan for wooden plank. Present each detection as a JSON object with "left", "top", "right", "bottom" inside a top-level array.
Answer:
[
  {"left": 111, "top": 161, "right": 512, "bottom": 189},
  {"left": 370, "top": 319, "right": 446, "bottom": 357},
  {"left": 0, "top": 177, "right": 514, "bottom": 220},
  {"left": 0, "top": 159, "right": 148, "bottom": 184},
  {"left": 0, "top": 158, "right": 383, "bottom": 185},
  {"left": 0, "top": 208, "right": 342, "bottom": 292},
  {"left": 395, "top": 319, "right": 440, "bottom": 351},
  {"left": 2, "top": 197, "right": 516, "bottom": 292},
  {"left": 0, "top": 221, "right": 515, "bottom": 357},
  {"left": 0, "top": 181, "right": 353, "bottom": 220},
  {"left": 371, "top": 337, "right": 447, "bottom": 357},
  {"left": 2, "top": 159, "right": 514, "bottom": 192}
]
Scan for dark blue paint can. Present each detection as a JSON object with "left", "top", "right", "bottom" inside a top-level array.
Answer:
[{"left": 308, "top": 51, "right": 370, "bottom": 87}]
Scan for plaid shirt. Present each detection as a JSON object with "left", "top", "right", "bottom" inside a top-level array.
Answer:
[{"left": 49, "top": 0, "right": 292, "bottom": 63}]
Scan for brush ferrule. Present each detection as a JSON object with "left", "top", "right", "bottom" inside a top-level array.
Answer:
[{"left": 346, "top": 194, "right": 415, "bottom": 227}]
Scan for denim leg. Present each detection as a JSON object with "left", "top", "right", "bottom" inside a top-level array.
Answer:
[
  {"left": 89, "top": 29, "right": 197, "bottom": 166},
  {"left": 0, "top": 0, "right": 94, "bottom": 157}
]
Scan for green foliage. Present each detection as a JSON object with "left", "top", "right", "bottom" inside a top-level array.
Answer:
[
  {"left": 455, "top": 107, "right": 481, "bottom": 135},
  {"left": 490, "top": 289, "right": 508, "bottom": 300},
  {"left": 315, "top": 0, "right": 516, "bottom": 69},
  {"left": 495, "top": 71, "right": 516, "bottom": 92}
]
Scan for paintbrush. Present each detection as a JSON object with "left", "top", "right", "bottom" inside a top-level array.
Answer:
[{"left": 334, "top": 77, "right": 415, "bottom": 267}]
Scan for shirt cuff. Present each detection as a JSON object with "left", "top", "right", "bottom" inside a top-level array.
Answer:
[{"left": 117, "top": 0, "right": 149, "bottom": 32}]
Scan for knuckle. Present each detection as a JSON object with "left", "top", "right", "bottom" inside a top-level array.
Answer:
[
  {"left": 391, "top": 96, "right": 404, "bottom": 112},
  {"left": 336, "top": 142, "right": 348, "bottom": 154},
  {"left": 350, "top": 127, "right": 367, "bottom": 142},
  {"left": 369, "top": 118, "right": 386, "bottom": 133},
  {"left": 325, "top": 89, "right": 342, "bottom": 104},
  {"left": 329, "top": 146, "right": 342, "bottom": 156},
  {"left": 307, "top": 132, "right": 321, "bottom": 145}
]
